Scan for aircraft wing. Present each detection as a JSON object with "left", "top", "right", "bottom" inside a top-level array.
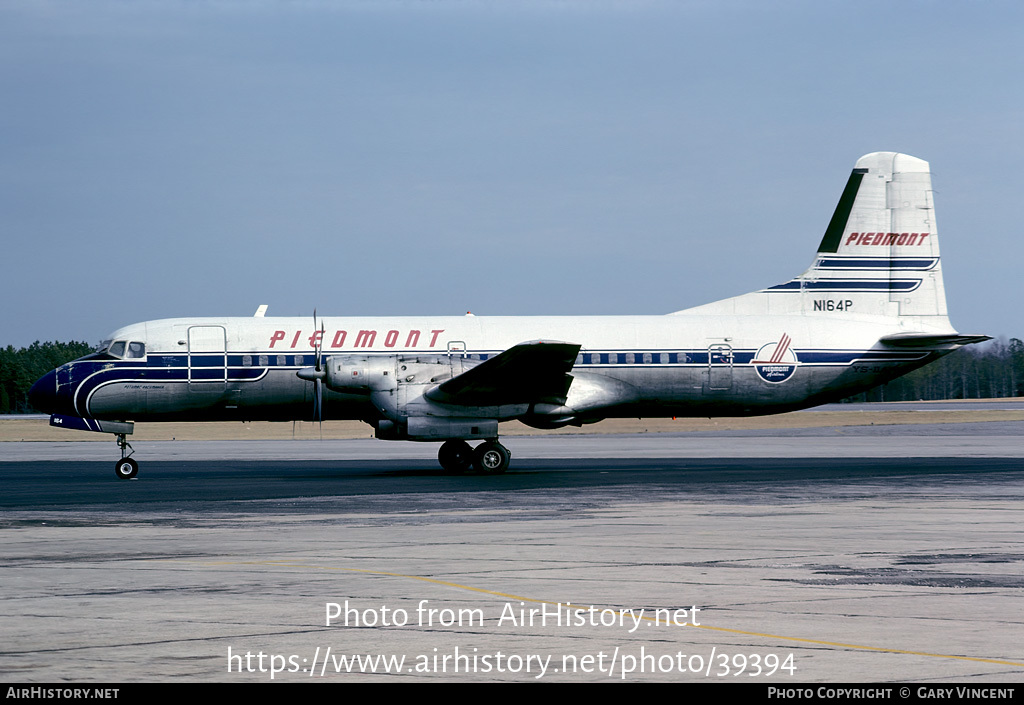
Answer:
[
  {"left": 425, "top": 340, "right": 581, "bottom": 407},
  {"left": 879, "top": 333, "right": 992, "bottom": 348}
]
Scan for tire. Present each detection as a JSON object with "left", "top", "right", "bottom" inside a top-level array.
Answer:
[
  {"left": 438, "top": 440, "right": 473, "bottom": 473},
  {"left": 114, "top": 457, "right": 138, "bottom": 480},
  {"left": 473, "top": 441, "right": 510, "bottom": 475}
]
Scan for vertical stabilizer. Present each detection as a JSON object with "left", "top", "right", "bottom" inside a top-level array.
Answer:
[
  {"left": 676, "top": 152, "right": 950, "bottom": 327},
  {"left": 804, "top": 152, "right": 946, "bottom": 319}
]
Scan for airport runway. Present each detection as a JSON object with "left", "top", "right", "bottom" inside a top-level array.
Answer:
[{"left": 1, "top": 423, "right": 1023, "bottom": 682}]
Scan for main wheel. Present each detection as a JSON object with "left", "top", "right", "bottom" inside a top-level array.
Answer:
[
  {"left": 438, "top": 440, "right": 473, "bottom": 473},
  {"left": 473, "top": 441, "right": 511, "bottom": 475},
  {"left": 114, "top": 457, "right": 138, "bottom": 480}
]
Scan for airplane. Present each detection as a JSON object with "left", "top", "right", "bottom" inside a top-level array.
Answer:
[{"left": 29, "top": 152, "right": 990, "bottom": 479}]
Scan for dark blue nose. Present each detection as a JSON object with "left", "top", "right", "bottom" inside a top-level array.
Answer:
[{"left": 28, "top": 369, "right": 59, "bottom": 414}]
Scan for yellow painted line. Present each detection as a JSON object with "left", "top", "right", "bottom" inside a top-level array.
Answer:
[{"left": 172, "top": 559, "right": 1024, "bottom": 668}]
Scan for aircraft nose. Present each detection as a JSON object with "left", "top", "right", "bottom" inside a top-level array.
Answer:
[{"left": 28, "top": 369, "right": 58, "bottom": 414}]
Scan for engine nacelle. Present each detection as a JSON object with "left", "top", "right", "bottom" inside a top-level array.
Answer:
[
  {"left": 521, "top": 371, "right": 635, "bottom": 428},
  {"left": 323, "top": 355, "right": 398, "bottom": 393}
]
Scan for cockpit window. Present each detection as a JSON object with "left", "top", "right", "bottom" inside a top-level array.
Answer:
[
  {"left": 102, "top": 340, "right": 146, "bottom": 360},
  {"left": 96, "top": 339, "right": 112, "bottom": 353}
]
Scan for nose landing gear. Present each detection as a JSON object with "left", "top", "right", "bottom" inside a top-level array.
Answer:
[{"left": 113, "top": 433, "right": 138, "bottom": 480}]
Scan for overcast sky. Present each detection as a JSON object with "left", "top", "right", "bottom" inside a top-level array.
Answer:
[{"left": 2, "top": 1, "right": 1021, "bottom": 348}]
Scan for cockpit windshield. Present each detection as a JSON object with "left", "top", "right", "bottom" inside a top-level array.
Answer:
[{"left": 95, "top": 340, "right": 146, "bottom": 360}]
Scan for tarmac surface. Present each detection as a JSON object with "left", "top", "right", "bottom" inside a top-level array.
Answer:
[{"left": 1, "top": 414, "right": 1023, "bottom": 682}]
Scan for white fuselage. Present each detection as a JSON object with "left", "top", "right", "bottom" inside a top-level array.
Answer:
[{"left": 74, "top": 310, "right": 940, "bottom": 431}]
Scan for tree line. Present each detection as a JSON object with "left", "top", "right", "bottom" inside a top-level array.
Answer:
[
  {"left": 0, "top": 341, "right": 94, "bottom": 413},
  {"left": 2, "top": 338, "right": 1022, "bottom": 414}
]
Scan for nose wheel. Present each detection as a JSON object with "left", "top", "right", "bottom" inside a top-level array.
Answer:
[
  {"left": 114, "top": 457, "right": 139, "bottom": 480},
  {"left": 113, "top": 433, "right": 138, "bottom": 480}
]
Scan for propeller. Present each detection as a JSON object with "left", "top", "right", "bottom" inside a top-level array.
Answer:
[
  {"left": 312, "top": 309, "right": 325, "bottom": 424},
  {"left": 297, "top": 309, "right": 326, "bottom": 425}
]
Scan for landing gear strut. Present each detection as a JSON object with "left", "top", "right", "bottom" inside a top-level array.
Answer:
[{"left": 113, "top": 433, "right": 138, "bottom": 480}]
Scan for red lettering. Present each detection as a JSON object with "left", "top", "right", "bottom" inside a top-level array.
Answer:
[
  {"left": 384, "top": 330, "right": 398, "bottom": 348},
  {"left": 269, "top": 331, "right": 285, "bottom": 348},
  {"left": 843, "top": 231, "right": 937, "bottom": 247},
  {"left": 308, "top": 330, "right": 323, "bottom": 348},
  {"left": 429, "top": 329, "right": 444, "bottom": 347},
  {"left": 355, "top": 330, "right": 377, "bottom": 347},
  {"left": 331, "top": 330, "right": 347, "bottom": 348},
  {"left": 290, "top": 331, "right": 301, "bottom": 349},
  {"left": 405, "top": 330, "right": 421, "bottom": 347}
]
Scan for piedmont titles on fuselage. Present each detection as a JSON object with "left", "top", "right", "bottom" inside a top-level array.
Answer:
[{"left": 270, "top": 328, "right": 447, "bottom": 351}]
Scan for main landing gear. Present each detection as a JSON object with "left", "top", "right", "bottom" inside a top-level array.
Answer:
[
  {"left": 437, "top": 439, "right": 511, "bottom": 475},
  {"left": 113, "top": 433, "right": 138, "bottom": 480}
]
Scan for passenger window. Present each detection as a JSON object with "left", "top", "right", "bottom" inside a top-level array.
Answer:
[
  {"left": 259, "top": 355, "right": 268, "bottom": 366},
  {"left": 277, "top": 355, "right": 286, "bottom": 366},
  {"left": 242, "top": 355, "right": 252, "bottom": 367},
  {"left": 590, "top": 353, "right": 601, "bottom": 364},
  {"left": 643, "top": 352, "right": 653, "bottom": 364},
  {"left": 659, "top": 353, "right": 668, "bottom": 364},
  {"left": 295, "top": 355, "right": 304, "bottom": 366},
  {"left": 625, "top": 352, "right": 635, "bottom": 364},
  {"left": 608, "top": 353, "right": 618, "bottom": 364}
]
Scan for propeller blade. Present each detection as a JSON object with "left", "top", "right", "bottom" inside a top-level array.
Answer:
[
  {"left": 313, "top": 378, "right": 322, "bottom": 423},
  {"left": 317, "top": 321, "right": 325, "bottom": 372},
  {"left": 313, "top": 309, "right": 323, "bottom": 372}
]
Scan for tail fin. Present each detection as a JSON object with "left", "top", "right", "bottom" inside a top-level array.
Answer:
[
  {"left": 799, "top": 152, "right": 945, "bottom": 319},
  {"left": 676, "top": 152, "right": 951, "bottom": 326}
]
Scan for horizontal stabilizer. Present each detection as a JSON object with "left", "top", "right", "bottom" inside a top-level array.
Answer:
[
  {"left": 878, "top": 333, "right": 992, "bottom": 348},
  {"left": 426, "top": 340, "right": 581, "bottom": 407}
]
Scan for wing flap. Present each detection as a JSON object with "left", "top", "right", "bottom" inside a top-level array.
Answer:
[{"left": 426, "top": 340, "right": 581, "bottom": 407}]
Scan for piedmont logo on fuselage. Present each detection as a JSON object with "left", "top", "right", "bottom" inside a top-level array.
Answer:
[{"left": 751, "top": 333, "right": 798, "bottom": 383}]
